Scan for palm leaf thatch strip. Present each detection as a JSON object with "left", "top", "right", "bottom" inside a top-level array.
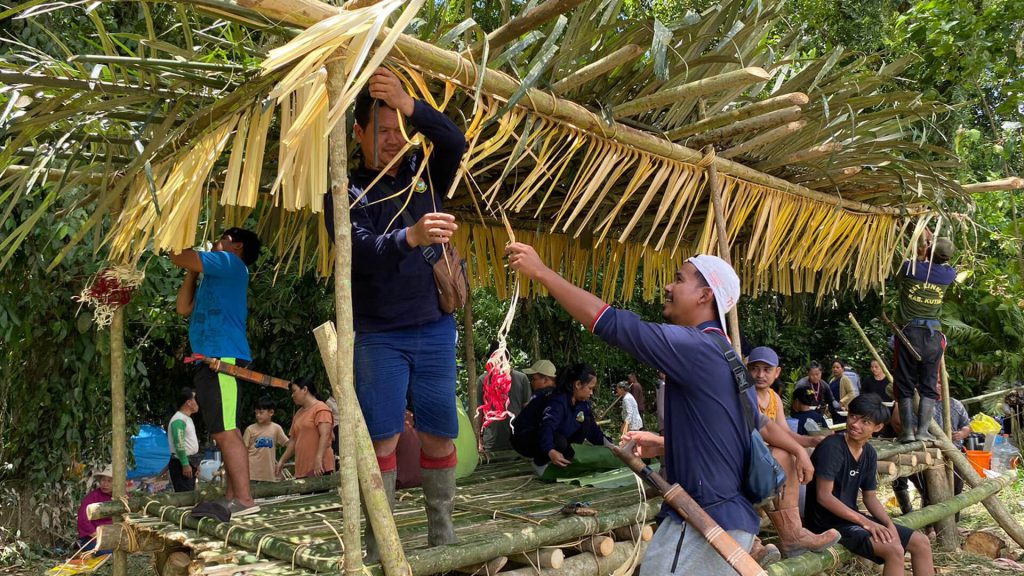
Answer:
[
  {"left": 665, "top": 92, "right": 809, "bottom": 140},
  {"left": 610, "top": 67, "right": 771, "bottom": 119},
  {"left": 231, "top": 0, "right": 902, "bottom": 215},
  {"left": 550, "top": 44, "right": 645, "bottom": 95}
]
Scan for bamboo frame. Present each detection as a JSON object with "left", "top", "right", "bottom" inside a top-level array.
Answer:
[
  {"left": 962, "top": 177, "right": 1024, "bottom": 193},
  {"left": 665, "top": 93, "right": 809, "bottom": 140},
  {"left": 110, "top": 307, "right": 128, "bottom": 576},
  {"left": 611, "top": 67, "right": 772, "bottom": 119},
  {"left": 551, "top": 45, "right": 644, "bottom": 95}
]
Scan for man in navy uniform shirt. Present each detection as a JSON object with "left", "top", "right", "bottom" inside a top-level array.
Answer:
[
  {"left": 506, "top": 243, "right": 814, "bottom": 575},
  {"left": 324, "top": 67, "right": 467, "bottom": 556}
]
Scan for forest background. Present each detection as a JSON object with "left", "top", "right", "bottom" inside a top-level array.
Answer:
[{"left": 0, "top": 0, "right": 1022, "bottom": 554}]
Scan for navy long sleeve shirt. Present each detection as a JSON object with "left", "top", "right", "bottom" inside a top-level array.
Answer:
[
  {"left": 538, "top": 393, "right": 607, "bottom": 455},
  {"left": 324, "top": 100, "right": 467, "bottom": 333}
]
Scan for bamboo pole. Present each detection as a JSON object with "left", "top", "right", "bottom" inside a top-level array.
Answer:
[
  {"left": 684, "top": 106, "right": 803, "bottom": 148},
  {"left": 875, "top": 461, "right": 897, "bottom": 477},
  {"left": 324, "top": 58, "right": 363, "bottom": 576},
  {"left": 501, "top": 540, "right": 647, "bottom": 576},
  {"left": 508, "top": 548, "right": 564, "bottom": 569},
  {"left": 922, "top": 453, "right": 957, "bottom": 551},
  {"left": 314, "top": 323, "right": 412, "bottom": 576},
  {"left": 702, "top": 144, "right": 742, "bottom": 353},
  {"left": 752, "top": 143, "right": 843, "bottom": 171},
  {"left": 940, "top": 356, "right": 953, "bottom": 489},
  {"left": 233, "top": 0, "right": 903, "bottom": 216},
  {"left": 665, "top": 93, "right": 809, "bottom": 140},
  {"left": 962, "top": 388, "right": 1015, "bottom": 405},
  {"left": 962, "top": 177, "right": 1024, "bottom": 193},
  {"left": 611, "top": 524, "right": 654, "bottom": 542},
  {"left": 109, "top": 199, "right": 128, "bottom": 576},
  {"left": 453, "top": 556, "right": 507, "bottom": 575},
  {"left": 892, "top": 453, "right": 918, "bottom": 467},
  {"left": 611, "top": 67, "right": 771, "bottom": 119},
  {"left": 472, "top": 0, "right": 589, "bottom": 57},
  {"left": 931, "top": 424, "right": 1024, "bottom": 549},
  {"left": 88, "top": 472, "right": 341, "bottom": 520},
  {"left": 876, "top": 461, "right": 935, "bottom": 484},
  {"left": 551, "top": 45, "right": 644, "bottom": 95},
  {"left": 848, "top": 313, "right": 894, "bottom": 384},
  {"left": 464, "top": 286, "right": 480, "bottom": 442},
  {"left": 766, "top": 474, "right": 1012, "bottom": 576},
  {"left": 870, "top": 439, "right": 929, "bottom": 461},
  {"left": 572, "top": 535, "right": 614, "bottom": 556},
  {"left": 69, "top": 54, "right": 248, "bottom": 71},
  {"left": 719, "top": 120, "right": 806, "bottom": 159}
]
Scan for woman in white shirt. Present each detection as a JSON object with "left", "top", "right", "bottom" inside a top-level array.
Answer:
[{"left": 615, "top": 381, "right": 643, "bottom": 436}]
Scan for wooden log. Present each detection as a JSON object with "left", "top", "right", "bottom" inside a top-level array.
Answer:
[
  {"left": 453, "top": 556, "right": 507, "bottom": 575},
  {"left": 234, "top": 0, "right": 904, "bottom": 216},
  {"left": 766, "top": 474, "right": 1012, "bottom": 576},
  {"left": 163, "top": 552, "right": 192, "bottom": 576},
  {"left": 876, "top": 461, "right": 934, "bottom": 484},
  {"left": 932, "top": 423, "right": 1024, "bottom": 549},
  {"left": 875, "top": 460, "right": 897, "bottom": 477},
  {"left": 684, "top": 106, "right": 803, "bottom": 148},
  {"left": 892, "top": 453, "right": 918, "bottom": 467},
  {"left": 509, "top": 548, "right": 564, "bottom": 569},
  {"left": 940, "top": 356, "right": 954, "bottom": 489},
  {"left": 501, "top": 540, "right": 647, "bottom": 576},
  {"left": 95, "top": 524, "right": 166, "bottom": 553},
  {"left": 573, "top": 535, "right": 614, "bottom": 557},
  {"left": 665, "top": 93, "right": 809, "bottom": 140},
  {"left": 869, "top": 440, "right": 930, "bottom": 461},
  {"left": 752, "top": 143, "right": 843, "bottom": 171},
  {"left": 963, "top": 531, "right": 1006, "bottom": 558},
  {"left": 962, "top": 177, "right": 1024, "bottom": 193},
  {"left": 611, "top": 523, "right": 654, "bottom": 542},
  {"left": 719, "top": 120, "right": 806, "bottom": 159},
  {"left": 110, "top": 287, "right": 128, "bottom": 576},
  {"left": 612, "top": 67, "right": 771, "bottom": 119},
  {"left": 552, "top": 45, "right": 644, "bottom": 95},
  {"left": 88, "top": 473, "right": 340, "bottom": 520},
  {"left": 922, "top": 454, "right": 958, "bottom": 551}
]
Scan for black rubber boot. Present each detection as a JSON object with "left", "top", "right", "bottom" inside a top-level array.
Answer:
[
  {"left": 898, "top": 400, "right": 917, "bottom": 443},
  {"left": 916, "top": 397, "right": 936, "bottom": 441},
  {"left": 894, "top": 488, "right": 914, "bottom": 515},
  {"left": 364, "top": 469, "right": 397, "bottom": 564},
  {"left": 421, "top": 466, "right": 458, "bottom": 547}
]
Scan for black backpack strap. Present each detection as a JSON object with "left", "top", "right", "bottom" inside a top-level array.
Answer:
[{"left": 706, "top": 333, "right": 758, "bottom": 435}]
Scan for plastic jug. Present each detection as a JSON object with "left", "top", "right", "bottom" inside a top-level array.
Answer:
[{"left": 990, "top": 434, "right": 1018, "bottom": 478}]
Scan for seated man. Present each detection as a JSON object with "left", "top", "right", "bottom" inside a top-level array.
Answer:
[
  {"left": 804, "top": 394, "right": 934, "bottom": 576},
  {"left": 790, "top": 386, "right": 829, "bottom": 436}
]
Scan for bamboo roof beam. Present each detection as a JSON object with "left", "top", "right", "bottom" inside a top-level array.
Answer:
[
  {"left": 719, "top": 120, "right": 806, "bottom": 159},
  {"left": 962, "top": 177, "right": 1024, "bottom": 193},
  {"left": 551, "top": 44, "right": 644, "bottom": 95},
  {"left": 610, "top": 67, "right": 771, "bottom": 119},
  {"left": 69, "top": 54, "right": 250, "bottom": 72},
  {"left": 470, "top": 0, "right": 589, "bottom": 57},
  {"left": 752, "top": 143, "right": 843, "bottom": 171},
  {"left": 791, "top": 165, "right": 861, "bottom": 184},
  {"left": 665, "top": 92, "right": 809, "bottom": 140},
  {"left": 682, "top": 105, "right": 803, "bottom": 148},
  {"left": 223, "top": 0, "right": 902, "bottom": 215}
]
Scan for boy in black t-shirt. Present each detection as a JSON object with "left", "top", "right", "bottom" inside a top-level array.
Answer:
[{"left": 804, "top": 394, "right": 934, "bottom": 575}]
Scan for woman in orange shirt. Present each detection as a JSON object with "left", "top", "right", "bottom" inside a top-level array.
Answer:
[{"left": 276, "top": 377, "right": 336, "bottom": 478}]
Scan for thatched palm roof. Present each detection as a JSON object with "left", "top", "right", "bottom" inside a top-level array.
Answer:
[{"left": 0, "top": 0, "right": 971, "bottom": 300}]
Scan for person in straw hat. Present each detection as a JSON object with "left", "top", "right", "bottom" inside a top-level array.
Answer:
[
  {"left": 76, "top": 465, "right": 113, "bottom": 550},
  {"left": 506, "top": 243, "right": 815, "bottom": 575}
]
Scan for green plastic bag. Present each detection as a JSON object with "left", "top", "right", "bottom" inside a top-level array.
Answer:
[{"left": 454, "top": 402, "right": 479, "bottom": 479}]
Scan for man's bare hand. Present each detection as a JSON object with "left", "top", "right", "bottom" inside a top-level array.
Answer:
[
  {"left": 795, "top": 452, "right": 814, "bottom": 484},
  {"left": 407, "top": 212, "right": 457, "bottom": 247},
  {"left": 182, "top": 464, "right": 194, "bottom": 479},
  {"left": 621, "top": 431, "right": 665, "bottom": 458},
  {"left": 506, "top": 243, "right": 550, "bottom": 280},
  {"left": 368, "top": 68, "right": 414, "bottom": 117},
  {"left": 548, "top": 449, "right": 571, "bottom": 467}
]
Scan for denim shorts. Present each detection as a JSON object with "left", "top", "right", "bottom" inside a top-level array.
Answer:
[{"left": 354, "top": 315, "right": 458, "bottom": 440}]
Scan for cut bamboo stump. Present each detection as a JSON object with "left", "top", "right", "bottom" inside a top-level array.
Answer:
[
  {"left": 163, "top": 552, "right": 191, "bottom": 576},
  {"left": 964, "top": 531, "right": 1007, "bottom": 558},
  {"left": 611, "top": 523, "right": 654, "bottom": 542},
  {"left": 923, "top": 453, "right": 958, "bottom": 551},
  {"left": 453, "top": 556, "right": 507, "bottom": 575},
  {"left": 95, "top": 524, "right": 164, "bottom": 553},
  {"left": 875, "top": 460, "right": 897, "bottom": 477},
  {"left": 509, "top": 548, "right": 564, "bottom": 569},
  {"left": 502, "top": 541, "right": 648, "bottom": 576},
  {"left": 767, "top": 474, "right": 1012, "bottom": 576},
  {"left": 573, "top": 535, "right": 614, "bottom": 557},
  {"left": 877, "top": 461, "right": 935, "bottom": 484},
  {"left": 892, "top": 453, "right": 918, "bottom": 467}
]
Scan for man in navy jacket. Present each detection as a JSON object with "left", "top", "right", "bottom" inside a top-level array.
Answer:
[{"left": 324, "top": 67, "right": 466, "bottom": 555}]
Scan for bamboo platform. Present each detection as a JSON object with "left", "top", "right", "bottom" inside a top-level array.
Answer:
[{"left": 114, "top": 456, "right": 659, "bottom": 575}]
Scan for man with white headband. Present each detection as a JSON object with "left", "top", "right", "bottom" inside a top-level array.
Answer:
[{"left": 505, "top": 244, "right": 814, "bottom": 574}]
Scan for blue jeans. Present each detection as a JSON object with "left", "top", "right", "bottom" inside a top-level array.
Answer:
[{"left": 354, "top": 315, "right": 458, "bottom": 440}]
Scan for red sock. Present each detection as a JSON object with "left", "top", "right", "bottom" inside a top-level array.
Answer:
[
  {"left": 376, "top": 450, "right": 397, "bottom": 473},
  {"left": 420, "top": 447, "right": 458, "bottom": 470}
]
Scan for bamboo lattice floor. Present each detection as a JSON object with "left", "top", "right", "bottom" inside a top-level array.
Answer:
[{"left": 124, "top": 455, "right": 660, "bottom": 575}]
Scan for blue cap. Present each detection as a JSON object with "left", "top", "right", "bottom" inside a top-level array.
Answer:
[{"left": 747, "top": 346, "right": 779, "bottom": 367}]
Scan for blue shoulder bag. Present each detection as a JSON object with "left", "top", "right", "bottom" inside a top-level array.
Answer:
[{"left": 708, "top": 333, "right": 786, "bottom": 506}]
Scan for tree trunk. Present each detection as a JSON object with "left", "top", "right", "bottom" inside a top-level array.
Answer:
[
  {"left": 110, "top": 302, "right": 128, "bottom": 576},
  {"left": 923, "top": 453, "right": 957, "bottom": 551}
]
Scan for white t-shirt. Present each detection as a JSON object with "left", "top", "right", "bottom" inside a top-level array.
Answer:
[
  {"left": 168, "top": 411, "right": 199, "bottom": 459},
  {"left": 622, "top": 393, "right": 643, "bottom": 431}
]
